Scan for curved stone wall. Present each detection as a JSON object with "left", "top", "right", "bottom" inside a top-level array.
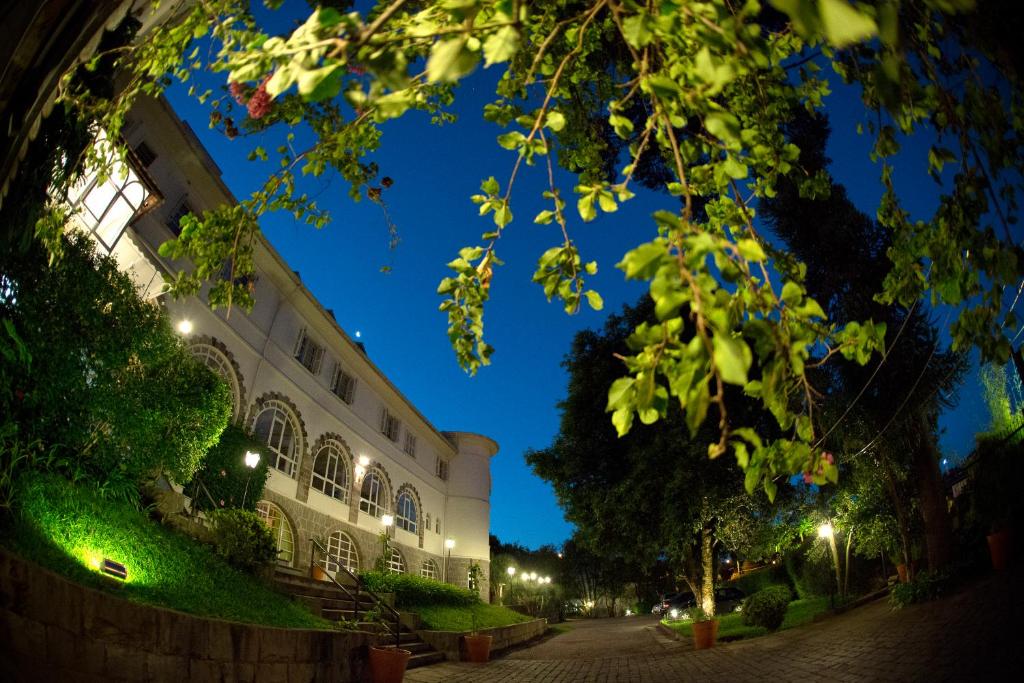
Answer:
[{"left": 0, "top": 550, "right": 381, "bottom": 682}]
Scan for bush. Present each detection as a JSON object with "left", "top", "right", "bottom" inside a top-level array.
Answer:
[
  {"left": 734, "top": 564, "right": 790, "bottom": 596},
  {"left": 209, "top": 508, "right": 278, "bottom": 573},
  {"left": 359, "top": 570, "right": 479, "bottom": 608},
  {"left": 187, "top": 425, "right": 270, "bottom": 511},
  {"left": 785, "top": 544, "right": 834, "bottom": 599},
  {"left": 742, "top": 585, "right": 792, "bottom": 631},
  {"left": 0, "top": 233, "right": 232, "bottom": 490},
  {"left": 889, "top": 569, "right": 953, "bottom": 609}
]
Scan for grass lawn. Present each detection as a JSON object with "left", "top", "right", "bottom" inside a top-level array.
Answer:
[
  {"left": 411, "top": 602, "right": 534, "bottom": 631},
  {"left": 663, "top": 597, "right": 831, "bottom": 642},
  {"left": 0, "top": 473, "right": 332, "bottom": 629}
]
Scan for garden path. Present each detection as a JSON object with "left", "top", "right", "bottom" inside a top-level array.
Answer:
[{"left": 405, "top": 566, "right": 1021, "bottom": 682}]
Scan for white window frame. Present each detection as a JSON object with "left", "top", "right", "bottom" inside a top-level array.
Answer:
[
  {"left": 331, "top": 363, "right": 357, "bottom": 404},
  {"left": 293, "top": 327, "right": 324, "bottom": 375},
  {"left": 325, "top": 530, "right": 359, "bottom": 575},
  {"left": 396, "top": 491, "right": 417, "bottom": 534},
  {"left": 256, "top": 501, "right": 294, "bottom": 565},
  {"left": 310, "top": 441, "right": 350, "bottom": 503},
  {"left": 379, "top": 407, "right": 400, "bottom": 442},
  {"left": 359, "top": 470, "right": 386, "bottom": 519},
  {"left": 252, "top": 403, "right": 299, "bottom": 478},
  {"left": 386, "top": 547, "right": 406, "bottom": 574},
  {"left": 420, "top": 559, "right": 439, "bottom": 580}
]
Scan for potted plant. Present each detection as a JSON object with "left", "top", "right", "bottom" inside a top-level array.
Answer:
[
  {"left": 972, "top": 437, "right": 1018, "bottom": 571},
  {"left": 690, "top": 606, "right": 718, "bottom": 650},
  {"left": 461, "top": 612, "right": 493, "bottom": 663},
  {"left": 368, "top": 645, "right": 412, "bottom": 683}
]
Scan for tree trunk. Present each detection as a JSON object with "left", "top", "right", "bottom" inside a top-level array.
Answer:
[
  {"left": 914, "top": 413, "right": 953, "bottom": 571},
  {"left": 881, "top": 459, "right": 913, "bottom": 568},
  {"left": 700, "top": 526, "right": 716, "bottom": 617}
]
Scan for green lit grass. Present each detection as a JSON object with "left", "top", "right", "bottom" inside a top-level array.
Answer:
[
  {"left": 411, "top": 602, "right": 534, "bottom": 631},
  {"left": 1, "top": 473, "right": 331, "bottom": 629},
  {"left": 663, "top": 597, "right": 831, "bottom": 642}
]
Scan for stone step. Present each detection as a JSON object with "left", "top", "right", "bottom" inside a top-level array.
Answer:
[{"left": 407, "top": 651, "right": 446, "bottom": 669}]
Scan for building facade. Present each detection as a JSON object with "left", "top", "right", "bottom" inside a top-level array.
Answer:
[{"left": 77, "top": 95, "right": 497, "bottom": 600}]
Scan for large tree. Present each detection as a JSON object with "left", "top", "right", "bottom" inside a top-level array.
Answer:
[
  {"left": 528, "top": 299, "right": 779, "bottom": 615},
  {"left": 23, "top": 0, "right": 1023, "bottom": 492}
]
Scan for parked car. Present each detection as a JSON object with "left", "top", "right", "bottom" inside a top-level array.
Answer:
[
  {"left": 653, "top": 591, "right": 697, "bottom": 617},
  {"left": 714, "top": 586, "right": 746, "bottom": 613}
]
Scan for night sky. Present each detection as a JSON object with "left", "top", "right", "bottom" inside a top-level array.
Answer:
[{"left": 163, "top": 8, "right": 988, "bottom": 550}]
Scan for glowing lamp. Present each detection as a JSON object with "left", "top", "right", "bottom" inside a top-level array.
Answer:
[
  {"left": 244, "top": 451, "right": 260, "bottom": 468},
  {"left": 445, "top": 538, "right": 455, "bottom": 550},
  {"left": 507, "top": 566, "right": 516, "bottom": 577},
  {"left": 176, "top": 319, "right": 193, "bottom": 335},
  {"left": 100, "top": 558, "right": 127, "bottom": 581},
  {"left": 382, "top": 514, "right": 394, "bottom": 527},
  {"left": 818, "top": 522, "right": 834, "bottom": 539},
  {"left": 669, "top": 608, "right": 679, "bottom": 619}
]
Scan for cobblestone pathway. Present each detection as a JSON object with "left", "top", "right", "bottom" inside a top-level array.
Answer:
[{"left": 407, "top": 568, "right": 1022, "bottom": 682}]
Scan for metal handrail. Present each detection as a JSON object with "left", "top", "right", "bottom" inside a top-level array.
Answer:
[{"left": 310, "top": 538, "right": 401, "bottom": 648}]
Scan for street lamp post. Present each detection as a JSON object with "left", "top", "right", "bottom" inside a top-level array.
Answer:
[
  {"left": 504, "top": 565, "right": 516, "bottom": 605},
  {"left": 818, "top": 522, "right": 842, "bottom": 602},
  {"left": 241, "top": 450, "right": 260, "bottom": 508},
  {"left": 444, "top": 538, "right": 455, "bottom": 583}
]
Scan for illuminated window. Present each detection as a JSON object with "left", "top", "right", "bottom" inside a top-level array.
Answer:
[
  {"left": 311, "top": 441, "right": 350, "bottom": 503},
  {"left": 421, "top": 559, "right": 439, "bottom": 580},
  {"left": 253, "top": 402, "right": 300, "bottom": 478},
  {"left": 386, "top": 547, "right": 406, "bottom": 574},
  {"left": 396, "top": 491, "right": 417, "bottom": 534},
  {"left": 324, "top": 530, "right": 359, "bottom": 575},
  {"left": 255, "top": 501, "right": 294, "bottom": 565},
  {"left": 359, "top": 470, "right": 387, "bottom": 519},
  {"left": 66, "top": 135, "right": 151, "bottom": 253}
]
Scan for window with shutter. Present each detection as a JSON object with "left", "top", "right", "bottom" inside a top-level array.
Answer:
[
  {"left": 331, "top": 363, "right": 357, "bottom": 404},
  {"left": 294, "top": 328, "right": 325, "bottom": 374}
]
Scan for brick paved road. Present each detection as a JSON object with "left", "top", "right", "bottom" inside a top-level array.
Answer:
[{"left": 407, "top": 568, "right": 1022, "bottom": 682}]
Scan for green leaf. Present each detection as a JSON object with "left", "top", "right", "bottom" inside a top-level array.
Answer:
[
  {"left": 736, "top": 239, "right": 766, "bottom": 262},
  {"left": 611, "top": 407, "right": 634, "bottom": 437},
  {"left": 483, "top": 26, "right": 520, "bottom": 67},
  {"left": 577, "top": 194, "right": 597, "bottom": 222},
  {"left": 705, "top": 112, "right": 741, "bottom": 144},
  {"left": 427, "top": 38, "right": 477, "bottom": 83},
  {"left": 712, "top": 334, "right": 751, "bottom": 385},
  {"left": 597, "top": 192, "right": 617, "bottom": 213},
  {"left": 617, "top": 241, "right": 666, "bottom": 280},
  {"left": 585, "top": 290, "right": 604, "bottom": 311},
  {"left": 819, "top": 0, "right": 878, "bottom": 48},
  {"left": 545, "top": 110, "right": 566, "bottom": 132},
  {"left": 763, "top": 477, "right": 778, "bottom": 502},
  {"left": 534, "top": 210, "right": 556, "bottom": 225},
  {"left": 607, "top": 377, "right": 635, "bottom": 410},
  {"left": 781, "top": 281, "right": 803, "bottom": 306},
  {"left": 621, "top": 14, "right": 652, "bottom": 49},
  {"left": 297, "top": 63, "right": 344, "bottom": 101}
]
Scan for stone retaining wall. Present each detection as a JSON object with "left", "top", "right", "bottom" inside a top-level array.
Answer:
[
  {"left": 417, "top": 618, "right": 547, "bottom": 662},
  {"left": 0, "top": 550, "right": 382, "bottom": 682}
]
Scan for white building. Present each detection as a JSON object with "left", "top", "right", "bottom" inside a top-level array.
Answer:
[{"left": 74, "top": 95, "right": 497, "bottom": 599}]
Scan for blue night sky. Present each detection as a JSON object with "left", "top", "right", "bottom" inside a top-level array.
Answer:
[{"left": 164, "top": 10, "right": 989, "bottom": 550}]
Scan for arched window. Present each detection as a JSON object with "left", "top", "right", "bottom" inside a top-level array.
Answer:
[
  {"left": 396, "top": 491, "right": 417, "bottom": 534},
  {"left": 325, "top": 530, "right": 359, "bottom": 575},
  {"left": 255, "top": 501, "right": 294, "bottom": 565},
  {"left": 190, "top": 342, "right": 241, "bottom": 418},
  {"left": 386, "top": 547, "right": 406, "bottom": 574},
  {"left": 311, "top": 440, "right": 350, "bottom": 503},
  {"left": 359, "top": 469, "right": 387, "bottom": 519},
  {"left": 253, "top": 403, "right": 300, "bottom": 477},
  {"left": 420, "top": 559, "right": 439, "bottom": 580}
]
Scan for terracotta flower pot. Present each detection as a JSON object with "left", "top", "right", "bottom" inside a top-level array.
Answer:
[
  {"left": 369, "top": 646, "right": 411, "bottom": 683},
  {"left": 896, "top": 563, "right": 908, "bottom": 584},
  {"left": 311, "top": 564, "right": 329, "bottom": 582},
  {"left": 692, "top": 619, "right": 718, "bottom": 650},
  {"left": 987, "top": 530, "right": 1012, "bottom": 571},
  {"left": 462, "top": 634, "right": 493, "bottom": 662}
]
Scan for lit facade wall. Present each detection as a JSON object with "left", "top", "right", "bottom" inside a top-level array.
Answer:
[{"left": 106, "top": 96, "right": 497, "bottom": 600}]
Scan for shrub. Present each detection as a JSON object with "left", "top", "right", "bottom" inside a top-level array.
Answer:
[
  {"left": 359, "top": 570, "right": 479, "bottom": 608},
  {"left": 209, "top": 508, "right": 278, "bottom": 573},
  {"left": 0, "top": 233, "right": 232, "bottom": 490},
  {"left": 187, "top": 425, "right": 270, "bottom": 511},
  {"left": 734, "top": 564, "right": 790, "bottom": 596},
  {"left": 742, "top": 585, "right": 792, "bottom": 631},
  {"left": 889, "top": 569, "right": 953, "bottom": 609}
]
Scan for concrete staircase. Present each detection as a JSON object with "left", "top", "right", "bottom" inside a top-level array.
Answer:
[{"left": 272, "top": 570, "right": 444, "bottom": 669}]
